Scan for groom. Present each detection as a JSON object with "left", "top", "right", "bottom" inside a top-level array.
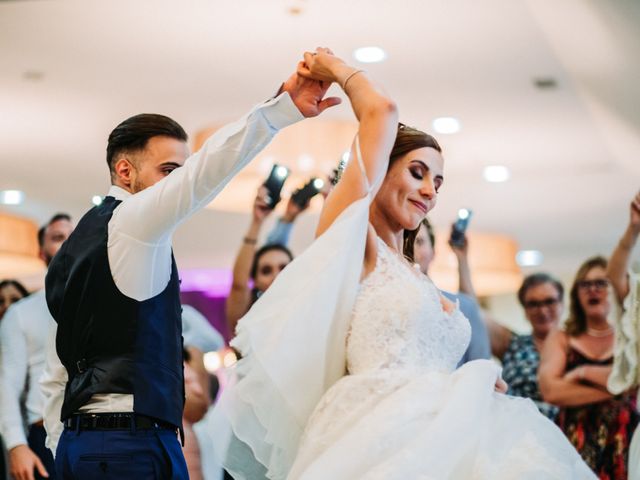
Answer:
[{"left": 43, "top": 63, "right": 340, "bottom": 478}]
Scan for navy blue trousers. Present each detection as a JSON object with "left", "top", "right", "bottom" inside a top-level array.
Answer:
[
  {"left": 55, "top": 427, "right": 188, "bottom": 479},
  {"left": 28, "top": 425, "right": 56, "bottom": 480}
]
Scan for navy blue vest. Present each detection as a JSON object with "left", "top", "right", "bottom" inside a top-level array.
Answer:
[{"left": 46, "top": 196, "right": 184, "bottom": 428}]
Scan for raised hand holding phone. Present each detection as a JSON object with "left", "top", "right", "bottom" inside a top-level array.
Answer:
[
  {"left": 263, "top": 164, "right": 290, "bottom": 210},
  {"left": 449, "top": 208, "right": 473, "bottom": 250},
  {"left": 291, "top": 177, "right": 325, "bottom": 208}
]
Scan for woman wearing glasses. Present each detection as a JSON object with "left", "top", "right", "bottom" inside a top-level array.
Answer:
[
  {"left": 487, "top": 273, "right": 565, "bottom": 420},
  {"left": 539, "top": 256, "right": 639, "bottom": 479}
]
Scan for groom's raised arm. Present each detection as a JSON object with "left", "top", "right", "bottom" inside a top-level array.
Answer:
[{"left": 114, "top": 68, "right": 341, "bottom": 245}]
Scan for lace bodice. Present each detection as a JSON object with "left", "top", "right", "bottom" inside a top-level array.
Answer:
[{"left": 346, "top": 238, "right": 471, "bottom": 375}]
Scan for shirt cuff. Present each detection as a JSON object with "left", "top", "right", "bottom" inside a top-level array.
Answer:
[
  {"left": 261, "top": 91, "right": 305, "bottom": 131},
  {"left": 3, "top": 425, "right": 28, "bottom": 451}
]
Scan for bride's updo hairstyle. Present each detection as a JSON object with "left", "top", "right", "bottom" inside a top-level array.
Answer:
[{"left": 388, "top": 123, "right": 441, "bottom": 262}]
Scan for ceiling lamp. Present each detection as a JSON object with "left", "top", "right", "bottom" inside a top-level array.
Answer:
[
  {"left": 0, "top": 212, "right": 44, "bottom": 280},
  {"left": 430, "top": 231, "right": 522, "bottom": 296},
  {"left": 516, "top": 250, "right": 544, "bottom": 267},
  {"left": 0, "top": 190, "right": 25, "bottom": 205},
  {"left": 432, "top": 117, "right": 461, "bottom": 134},
  {"left": 353, "top": 47, "right": 387, "bottom": 63},
  {"left": 483, "top": 165, "right": 510, "bottom": 183}
]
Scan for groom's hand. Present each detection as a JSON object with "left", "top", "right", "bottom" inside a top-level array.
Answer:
[{"left": 281, "top": 68, "right": 341, "bottom": 118}]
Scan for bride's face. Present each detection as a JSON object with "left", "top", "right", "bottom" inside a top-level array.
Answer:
[{"left": 375, "top": 147, "right": 444, "bottom": 230}]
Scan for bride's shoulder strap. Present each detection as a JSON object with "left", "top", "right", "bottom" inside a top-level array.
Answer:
[
  {"left": 353, "top": 134, "right": 370, "bottom": 194},
  {"left": 352, "top": 134, "right": 384, "bottom": 195}
]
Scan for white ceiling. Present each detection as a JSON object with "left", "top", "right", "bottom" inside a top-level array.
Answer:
[{"left": 1, "top": 0, "right": 639, "bottom": 288}]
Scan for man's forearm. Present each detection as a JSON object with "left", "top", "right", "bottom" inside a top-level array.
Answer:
[
  {"left": 0, "top": 315, "right": 29, "bottom": 449},
  {"left": 40, "top": 323, "right": 67, "bottom": 455}
]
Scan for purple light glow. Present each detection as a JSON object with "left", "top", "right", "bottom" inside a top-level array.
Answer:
[{"left": 179, "top": 268, "right": 233, "bottom": 297}]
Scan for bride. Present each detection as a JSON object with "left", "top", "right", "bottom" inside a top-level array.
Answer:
[{"left": 212, "top": 48, "right": 595, "bottom": 479}]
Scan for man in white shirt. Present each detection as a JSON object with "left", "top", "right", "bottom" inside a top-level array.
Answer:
[
  {"left": 0, "top": 213, "right": 73, "bottom": 480},
  {"left": 181, "top": 304, "right": 225, "bottom": 354},
  {"left": 41, "top": 60, "right": 340, "bottom": 479}
]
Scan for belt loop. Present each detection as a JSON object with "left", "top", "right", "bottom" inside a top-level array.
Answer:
[
  {"left": 74, "top": 416, "right": 81, "bottom": 434},
  {"left": 130, "top": 413, "right": 137, "bottom": 435}
]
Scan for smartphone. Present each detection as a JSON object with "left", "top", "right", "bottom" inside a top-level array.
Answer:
[
  {"left": 449, "top": 208, "right": 473, "bottom": 247},
  {"left": 263, "top": 164, "right": 290, "bottom": 209},
  {"left": 291, "top": 177, "right": 325, "bottom": 207}
]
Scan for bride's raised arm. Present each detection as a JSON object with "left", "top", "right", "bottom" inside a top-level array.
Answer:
[{"left": 298, "top": 48, "right": 398, "bottom": 238}]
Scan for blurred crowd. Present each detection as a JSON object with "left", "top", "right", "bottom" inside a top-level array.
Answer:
[{"left": 1, "top": 168, "right": 639, "bottom": 479}]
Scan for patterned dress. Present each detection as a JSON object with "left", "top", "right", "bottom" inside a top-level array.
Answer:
[
  {"left": 502, "top": 334, "right": 559, "bottom": 420},
  {"left": 556, "top": 347, "right": 639, "bottom": 479}
]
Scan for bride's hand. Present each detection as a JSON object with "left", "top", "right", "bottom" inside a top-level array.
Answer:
[
  {"left": 494, "top": 377, "right": 508, "bottom": 394},
  {"left": 298, "top": 47, "right": 346, "bottom": 83}
]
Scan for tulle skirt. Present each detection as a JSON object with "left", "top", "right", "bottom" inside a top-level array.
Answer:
[{"left": 288, "top": 359, "right": 595, "bottom": 480}]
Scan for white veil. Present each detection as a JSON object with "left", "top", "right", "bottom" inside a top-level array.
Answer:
[{"left": 210, "top": 191, "right": 371, "bottom": 479}]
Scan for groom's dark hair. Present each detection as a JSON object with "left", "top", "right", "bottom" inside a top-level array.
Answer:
[{"left": 106, "top": 113, "right": 188, "bottom": 181}]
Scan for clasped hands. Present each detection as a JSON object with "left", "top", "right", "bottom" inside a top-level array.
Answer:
[{"left": 281, "top": 47, "right": 351, "bottom": 118}]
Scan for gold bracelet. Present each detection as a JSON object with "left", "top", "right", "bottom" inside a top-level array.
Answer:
[
  {"left": 341, "top": 69, "right": 365, "bottom": 91},
  {"left": 243, "top": 237, "right": 257, "bottom": 245}
]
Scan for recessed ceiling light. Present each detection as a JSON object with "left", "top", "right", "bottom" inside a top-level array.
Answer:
[
  {"left": 516, "top": 250, "right": 544, "bottom": 267},
  {"left": 22, "top": 70, "right": 45, "bottom": 82},
  {"left": 483, "top": 165, "right": 510, "bottom": 183},
  {"left": 0, "top": 190, "right": 25, "bottom": 205},
  {"left": 533, "top": 77, "right": 558, "bottom": 90},
  {"left": 353, "top": 47, "right": 386, "bottom": 64},
  {"left": 92, "top": 196, "right": 103, "bottom": 206},
  {"left": 432, "top": 117, "right": 461, "bottom": 134}
]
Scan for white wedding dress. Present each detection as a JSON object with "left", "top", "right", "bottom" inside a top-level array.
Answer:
[
  {"left": 211, "top": 141, "right": 595, "bottom": 479},
  {"left": 287, "top": 238, "right": 594, "bottom": 479}
]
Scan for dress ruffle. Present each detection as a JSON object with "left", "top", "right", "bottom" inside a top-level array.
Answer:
[{"left": 290, "top": 360, "right": 594, "bottom": 479}]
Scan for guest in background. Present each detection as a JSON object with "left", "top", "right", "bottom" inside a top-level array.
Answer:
[
  {"left": 225, "top": 186, "right": 307, "bottom": 334},
  {"left": 182, "top": 304, "right": 225, "bottom": 354},
  {"left": 182, "top": 346, "right": 210, "bottom": 480},
  {"left": 488, "top": 273, "right": 564, "bottom": 419},
  {"left": 406, "top": 218, "right": 491, "bottom": 365},
  {"left": 606, "top": 190, "right": 640, "bottom": 479},
  {"left": 539, "top": 256, "right": 639, "bottom": 479},
  {"left": 0, "top": 280, "right": 29, "bottom": 322},
  {"left": 0, "top": 213, "right": 73, "bottom": 480},
  {"left": 0, "top": 279, "right": 29, "bottom": 480}
]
